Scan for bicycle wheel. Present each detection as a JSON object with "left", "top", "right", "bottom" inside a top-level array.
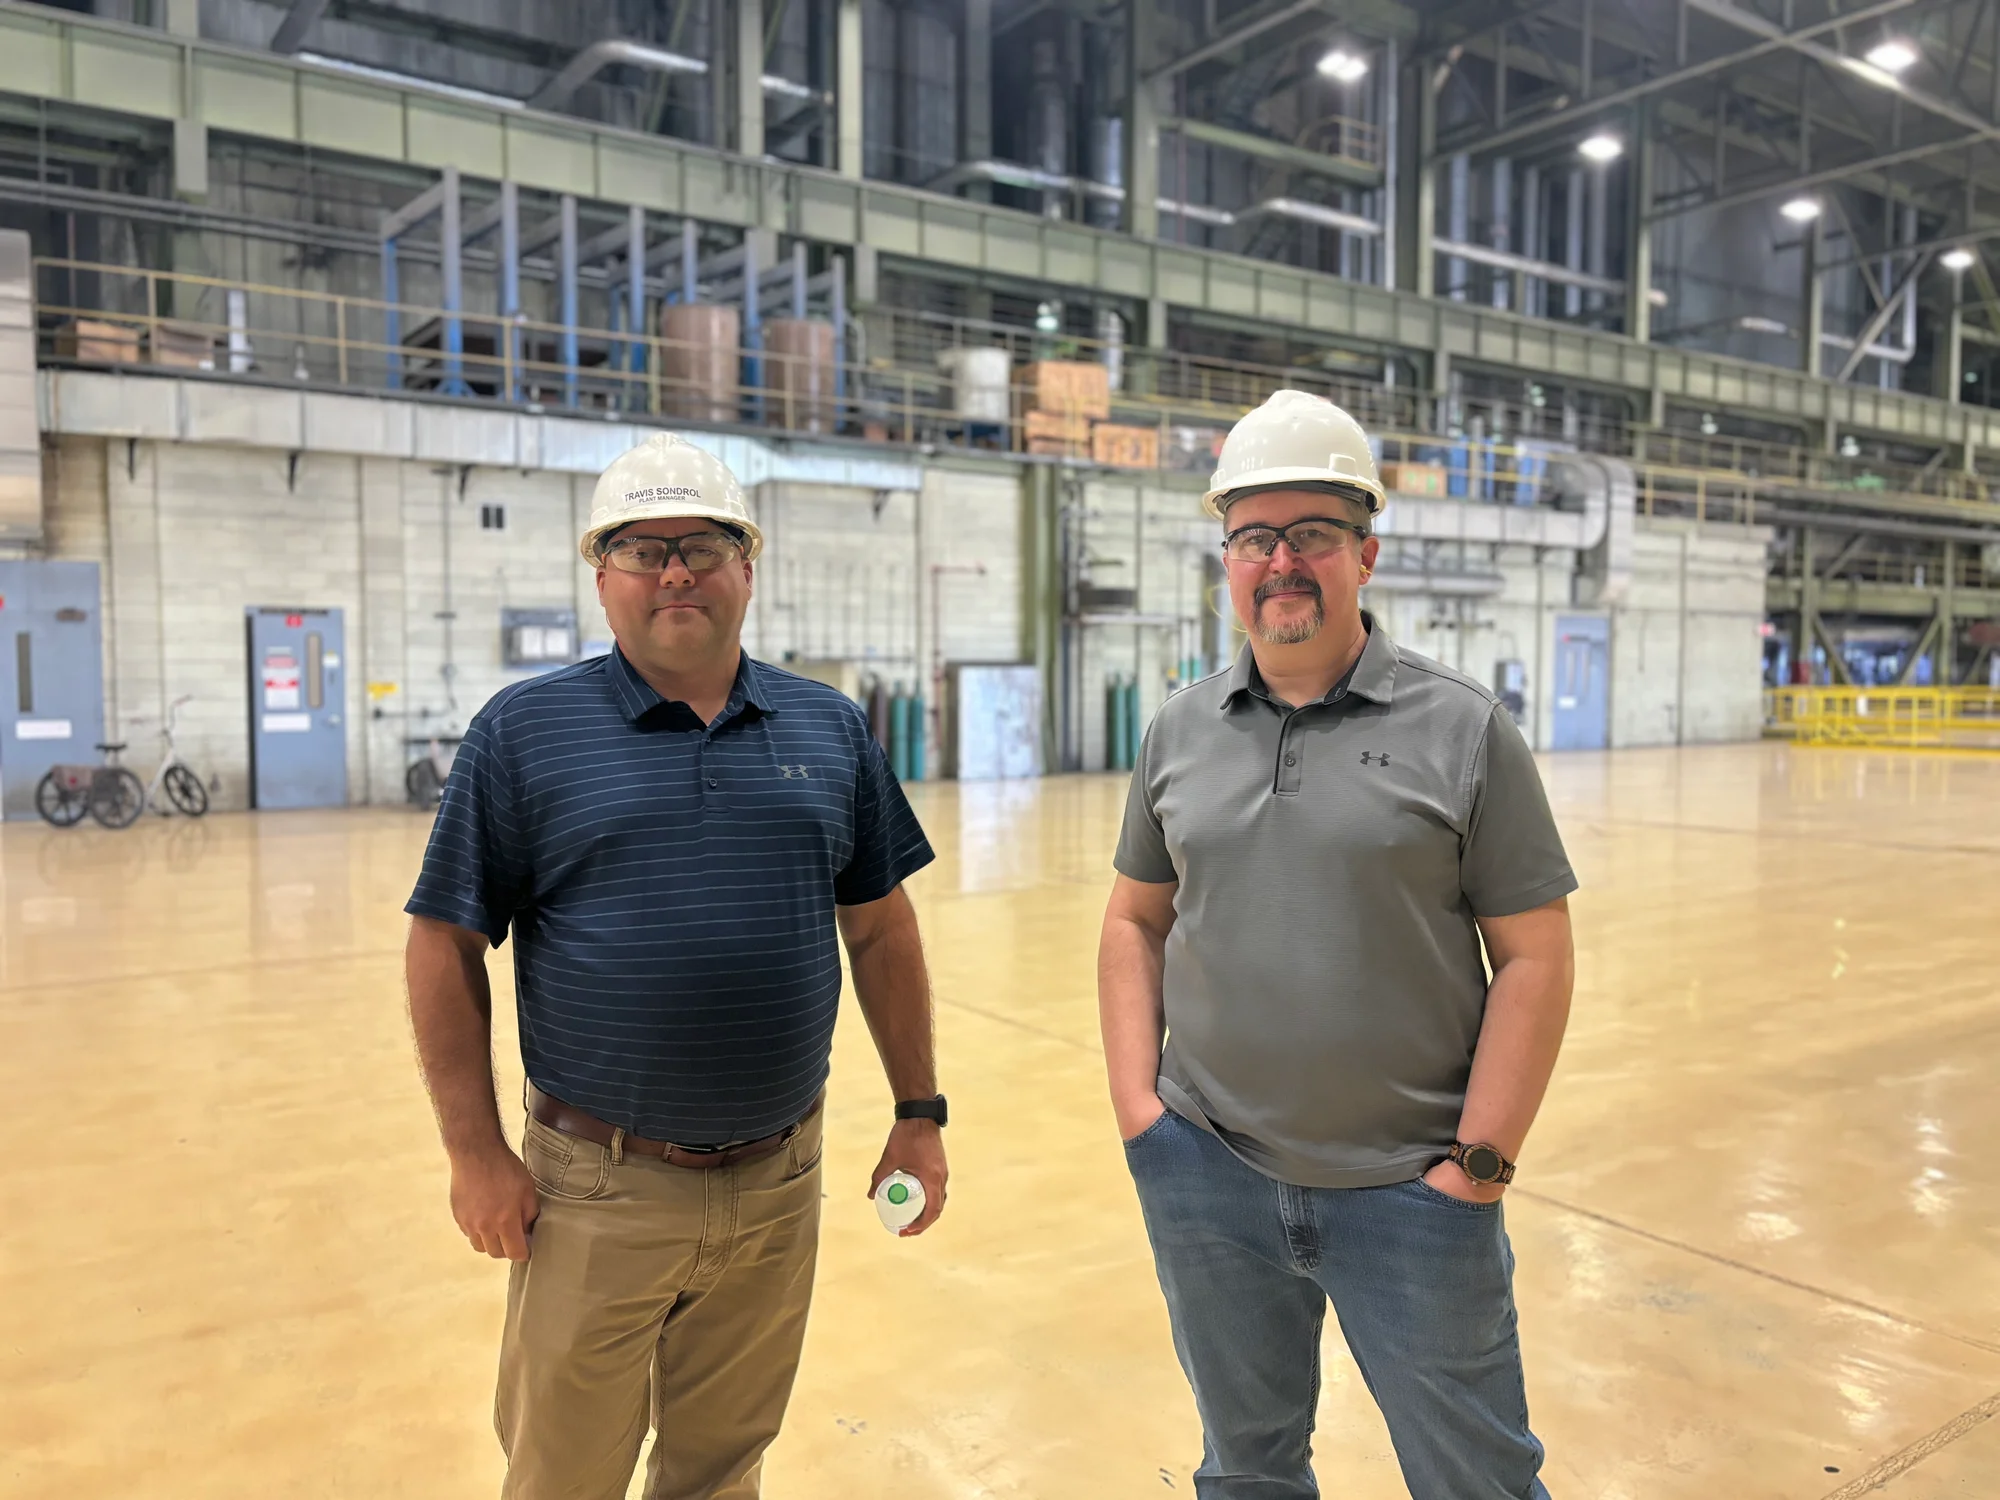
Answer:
[
  {"left": 405, "top": 758, "right": 444, "bottom": 808},
  {"left": 35, "top": 771, "right": 89, "bottom": 827},
  {"left": 89, "top": 767, "right": 147, "bottom": 829},
  {"left": 163, "top": 763, "right": 210, "bottom": 817}
]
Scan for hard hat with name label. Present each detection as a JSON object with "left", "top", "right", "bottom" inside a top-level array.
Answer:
[
  {"left": 578, "top": 432, "right": 765, "bottom": 564},
  {"left": 1202, "top": 389, "right": 1385, "bottom": 520}
]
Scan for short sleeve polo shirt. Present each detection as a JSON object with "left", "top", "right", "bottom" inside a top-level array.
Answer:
[
  {"left": 406, "top": 648, "right": 934, "bottom": 1145},
  {"left": 1115, "top": 616, "right": 1577, "bottom": 1188}
]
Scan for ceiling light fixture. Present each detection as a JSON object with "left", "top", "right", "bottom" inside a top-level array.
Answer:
[
  {"left": 1780, "top": 197, "right": 1823, "bottom": 223},
  {"left": 1864, "top": 38, "right": 1919, "bottom": 73},
  {"left": 1942, "top": 247, "right": 1977, "bottom": 271},
  {"left": 1317, "top": 48, "right": 1369, "bottom": 83},
  {"left": 1578, "top": 132, "right": 1623, "bottom": 163}
]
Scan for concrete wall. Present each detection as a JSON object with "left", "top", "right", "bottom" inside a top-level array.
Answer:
[
  {"left": 1608, "top": 520, "right": 1773, "bottom": 747},
  {"left": 37, "top": 434, "right": 1028, "bottom": 808},
  {"left": 1074, "top": 476, "right": 1771, "bottom": 764},
  {"left": 31, "top": 420, "right": 1771, "bottom": 808}
]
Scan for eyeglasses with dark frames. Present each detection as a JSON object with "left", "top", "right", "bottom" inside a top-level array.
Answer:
[{"left": 1221, "top": 516, "right": 1371, "bottom": 564}]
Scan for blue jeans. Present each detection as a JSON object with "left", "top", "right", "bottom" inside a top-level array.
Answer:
[{"left": 1124, "top": 1108, "right": 1550, "bottom": 1500}]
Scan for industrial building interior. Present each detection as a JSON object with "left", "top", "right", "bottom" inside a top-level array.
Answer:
[{"left": 0, "top": 0, "right": 1997, "bottom": 1496}]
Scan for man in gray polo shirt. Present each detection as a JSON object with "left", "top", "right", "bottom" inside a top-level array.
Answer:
[{"left": 1099, "top": 390, "right": 1577, "bottom": 1499}]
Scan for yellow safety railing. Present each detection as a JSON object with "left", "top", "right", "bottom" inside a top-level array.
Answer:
[{"left": 1765, "top": 686, "right": 2000, "bottom": 752}]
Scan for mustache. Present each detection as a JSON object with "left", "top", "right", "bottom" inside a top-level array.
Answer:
[{"left": 1254, "top": 573, "right": 1321, "bottom": 605}]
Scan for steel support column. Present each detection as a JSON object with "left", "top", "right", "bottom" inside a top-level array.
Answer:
[
  {"left": 625, "top": 204, "right": 645, "bottom": 385},
  {"left": 1801, "top": 215, "right": 1823, "bottom": 377},
  {"left": 1399, "top": 60, "right": 1436, "bottom": 297},
  {"left": 738, "top": 0, "right": 765, "bottom": 159},
  {"left": 1625, "top": 102, "right": 1653, "bottom": 342},
  {"left": 1123, "top": 1, "right": 1160, "bottom": 241},
  {"left": 838, "top": 0, "right": 863, "bottom": 179},
  {"left": 1945, "top": 266, "right": 1965, "bottom": 403},
  {"left": 559, "top": 194, "right": 579, "bottom": 408},
  {"left": 959, "top": 0, "right": 991, "bottom": 196},
  {"left": 1380, "top": 37, "right": 1398, "bottom": 290},
  {"left": 439, "top": 165, "right": 467, "bottom": 396},
  {"left": 500, "top": 181, "right": 520, "bottom": 404},
  {"left": 1940, "top": 539, "right": 1957, "bottom": 682}
]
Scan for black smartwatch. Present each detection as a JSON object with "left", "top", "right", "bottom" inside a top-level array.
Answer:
[
  {"left": 1447, "top": 1141, "right": 1515, "bottom": 1186},
  {"left": 894, "top": 1094, "right": 948, "bottom": 1127}
]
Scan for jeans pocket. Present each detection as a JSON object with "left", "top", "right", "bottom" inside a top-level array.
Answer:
[
  {"left": 1122, "top": 1110, "right": 1176, "bottom": 1150},
  {"left": 522, "top": 1118, "right": 611, "bottom": 1201},
  {"left": 1408, "top": 1177, "right": 1502, "bottom": 1213}
]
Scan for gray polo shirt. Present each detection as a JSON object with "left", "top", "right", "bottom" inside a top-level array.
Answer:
[{"left": 1114, "top": 616, "right": 1577, "bottom": 1189}]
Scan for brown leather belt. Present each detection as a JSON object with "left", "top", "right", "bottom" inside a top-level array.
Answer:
[{"left": 526, "top": 1083, "right": 814, "bottom": 1171}]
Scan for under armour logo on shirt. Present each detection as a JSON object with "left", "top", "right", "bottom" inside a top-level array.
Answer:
[
  {"left": 1359, "top": 751, "right": 1391, "bottom": 767},
  {"left": 777, "top": 764, "right": 811, "bottom": 779}
]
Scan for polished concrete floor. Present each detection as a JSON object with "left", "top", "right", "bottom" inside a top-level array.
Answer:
[{"left": 1, "top": 743, "right": 1997, "bottom": 1499}]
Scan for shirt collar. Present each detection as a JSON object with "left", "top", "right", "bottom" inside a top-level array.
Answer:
[
  {"left": 607, "top": 646, "right": 775, "bottom": 725},
  {"left": 1221, "top": 611, "right": 1399, "bottom": 711}
]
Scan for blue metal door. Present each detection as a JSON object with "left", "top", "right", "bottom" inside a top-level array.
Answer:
[
  {"left": 1550, "top": 614, "right": 1610, "bottom": 751},
  {"left": 0, "top": 561, "right": 106, "bottom": 820},
  {"left": 247, "top": 607, "right": 348, "bottom": 808}
]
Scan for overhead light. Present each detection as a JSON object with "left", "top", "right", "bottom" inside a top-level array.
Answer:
[
  {"left": 1738, "top": 315, "right": 1790, "bottom": 335},
  {"left": 1943, "top": 247, "right": 1977, "bottom": 271},
  {"left": 1864, "top": 38, "right": 1919, "bottom": 73},
  {"left": 1317, "top": 48, "right": 1369, "bottom": 83},
  {"left": 1780, "top": 196, "right": 1822, "bottom": 223},
  {"left": 1840, "top": 57, "right": 1900, "bottom": 88},
  {"left": 1578, "top": 132, "right": 1623, "bottom": 163}
]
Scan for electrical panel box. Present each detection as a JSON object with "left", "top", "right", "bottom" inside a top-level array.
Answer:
[{"left": 502, "top": 607, "right": 577, "bottom": 670}]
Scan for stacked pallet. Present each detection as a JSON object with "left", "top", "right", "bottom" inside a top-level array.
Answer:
[{"left": 1022, "top": 359, "right": 1160, "bottom": 469}]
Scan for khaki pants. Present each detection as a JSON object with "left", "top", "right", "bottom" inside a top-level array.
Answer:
[{"left": 496, "top": 1105, "right": 824, "bottom": 1500}]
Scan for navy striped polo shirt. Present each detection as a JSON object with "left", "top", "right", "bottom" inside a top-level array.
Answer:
[{"left": 406, "top": 648, "right": 934, "bottom": 1144}]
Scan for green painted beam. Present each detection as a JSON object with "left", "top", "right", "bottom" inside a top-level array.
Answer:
[
  {"left": 4, "top": 4, "right": 2000, "bottom": 455},
  {"left": 1766, "top": 580, "right": 2000, "bottom": 616}
]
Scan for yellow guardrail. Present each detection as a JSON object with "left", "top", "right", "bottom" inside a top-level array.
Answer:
[{"left": 1766, "top": 686, "right": 2000, "bottom": 752}]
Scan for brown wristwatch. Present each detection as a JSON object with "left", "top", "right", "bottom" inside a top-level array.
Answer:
[{"left": 1447, "top": 1141, "right": 1516, "bottom": 1186}]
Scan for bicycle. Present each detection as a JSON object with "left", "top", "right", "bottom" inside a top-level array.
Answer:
[
  {"left": 35, "top": 742, "right": 147, "bottom": 829},
  {"left": 142, "top": 694, "right": 211, "bottom": 818},
  {"left": 405, "top": 734, "right": 462, "bottom": 809}
]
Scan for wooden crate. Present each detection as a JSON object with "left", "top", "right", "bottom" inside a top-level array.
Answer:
[
  {"left": 1024, "top": 410, "right": 1090, "bottom": 456},
  {"left": 150, "top": 320, "right": 215, "bottom": 370},
  {"left": 54, "top": 319, "right": 141, "bottom": 364},
  {"left": 1091, "top": 422, "right": 1160, "bottom": 470},
  {"left": 1380, "top": 460, "right": 1447, "bottom": 497},
  {"left": 1029, "top": 359, "right": 1111, "bottom": 420}
]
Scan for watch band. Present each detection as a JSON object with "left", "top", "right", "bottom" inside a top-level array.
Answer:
[
  {"left": 894, "top": 1094, "right": 948, "bottom": 1127},
  {"left": 1448, "top": 1141, "right": 1516, "bottom": 1186}
]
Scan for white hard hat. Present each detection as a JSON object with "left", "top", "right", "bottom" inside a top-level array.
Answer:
[
  {"left": 578, "top": 432, "right": 764, "bottom": 564},
  {"left": 1202, "top": 389, "right": 1385, "bottom": 520}
]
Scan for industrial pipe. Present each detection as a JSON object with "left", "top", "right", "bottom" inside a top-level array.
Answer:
[
  {"left": 527, "top": 39, "right": 830, "bottom": 114},
  {"left": 923, "top": 160, "right": 1375, "bottom": 235},
  {"left": 529, "top": 40, "right": 707, "bottom": 110}
]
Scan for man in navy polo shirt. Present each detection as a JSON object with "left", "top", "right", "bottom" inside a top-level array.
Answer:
[{"left": 405, "top": 432, "right": 945, "bottom": 1500}]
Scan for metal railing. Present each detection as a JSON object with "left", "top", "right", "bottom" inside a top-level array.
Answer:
[
  {"left": 22, "top": 256, "right": 1994, "bottom": 526},
  {"left": 1765, "top": 686, "right": 2000, "bottom": 751}
]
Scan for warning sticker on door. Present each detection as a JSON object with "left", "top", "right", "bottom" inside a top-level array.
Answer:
[{"left": 263, "top": 651, "right": 301, "bottom": 711}]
